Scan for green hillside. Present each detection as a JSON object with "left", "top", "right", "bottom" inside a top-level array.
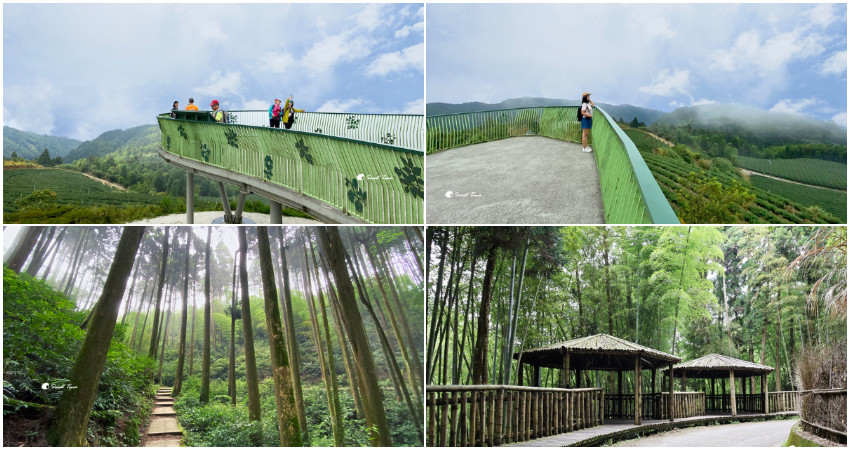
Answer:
[
  {"left": 64, "top": 125, "right": 159, "bottom": 162},
  {"left": 749, "top": 175, "right": 846, "bottom": 221},
  {"left": 3, "top": 126, "right": 81, "bottom": 159},
  {"left": 426, "top": 98, "right": 666, "bottom": 125},
  {"left": 624, "top": 128, "right": 840, "bottom": 224},
  {"left": 737, "top": 156, "right": 846, "bottom": 190}
]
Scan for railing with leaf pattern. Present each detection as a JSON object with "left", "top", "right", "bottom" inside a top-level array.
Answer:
[
  {"left": 426, "top": 106, "right": 679, "bottom": 224},
  {"left": 158, "top": 111, "right": 424, "bottom": 224}
]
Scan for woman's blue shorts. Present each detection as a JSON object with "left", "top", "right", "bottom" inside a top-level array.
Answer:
[{"left": 581, "top": 116, "right": 592, "bottom": 129}]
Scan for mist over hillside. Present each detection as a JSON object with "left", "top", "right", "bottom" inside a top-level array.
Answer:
[
  {"left": 426, "top": 97, "right": 666, "bottom": 125},
  {"left": 654, "top": 104, "right": 847, "bottom": 146},
  {"left": 3, "top": 126, "right": 82, "bottom": 159},
  {"left": 63, "top": 125, "right": 160, "bottom": 162}
]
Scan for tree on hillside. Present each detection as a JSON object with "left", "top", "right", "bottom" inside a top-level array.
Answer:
[
  {"left": 238, "top": 227, "right": 262, "bottom": 444},
  {"left": 256, "top": 227, "right": 302, "bottom": 446},
  {"left": 46, "top": 226, "right": 146, "bottom": 446},
  {"left": 201, "top": 228, "right": 212, "bottom": 403},
  {"left": 36, "top": 148, "right": 53, "bottom": 166},
  {"left": 6, "top": 227, "right": 45, "bottom": 273},
  {"left": 148, "top": 228, "right": 171, "bottom": 359},
  {"left": 172, "top": 228, "right": 192, "bottom": 396}
]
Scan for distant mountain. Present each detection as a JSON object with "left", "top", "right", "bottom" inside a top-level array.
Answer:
[
  {"left": 427, "top": 97, "right": 667, "bottom": 125},
  {"left": 64, "top": 125, "right": 160, "bottom": 162},
  {"left": 654, "top": 104, "right": 847, "bottom": 146},
  {"left": 3, "top": 126, "right": 82, "bottom": 159}
]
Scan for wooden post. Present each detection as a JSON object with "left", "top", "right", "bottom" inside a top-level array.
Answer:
[
  {"left": 428, "top": 391, "right": 436, "bottom": 446},
  {"left": 762, "top": 374, "right": 768, "bottom": 413},
  {"left": 460, "top": 391, "right": 468, "bottom": 446},
  {"left": 518, "top": 363, "right": 524, "bottom": 386},
  {"left": 470, "top": 391, "right": 477, "bottom": 446},
  {"left": 668, "top": 364, "right": 674, "bottom": 422},
  {"left": 563, "top": 351, "right": 571, "bottom": 388},
  {"left": 494, "top": 389, "right": 503, "bottom": 446},
  {"left": 617, "top": 370, "right": 623, "bottom": 418},
  {"left": 742, "top": 376, "right": 747, "bottom": 411},
  {"left": 729, "top": 369, "right": 737, "bottom": 417},
  {"left": 634, "top": 355, "right": 642, "bottom": 425},
  {"left": 440, "top": 392, "right": 449, "bottom": 446},
  {"left": 576, "top": 366, "right": 582, "bottom": 388},
  {"left": 682, "top": 371, "right": 688, "bottom": 392},
  {"left": 533, "top": 366, "right": 541, "bottom": 387},
  {"left": 450, "top": 391, "right": 458, "bottom": 446},
  {"left": 269, "top": 201, "right": 282, "bottom": 224},
  {"left": 651, "top": 368, "right": 657, "bottom": 419}
]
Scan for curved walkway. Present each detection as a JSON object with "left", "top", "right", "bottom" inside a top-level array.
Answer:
[
  {"left": 612, "top": 418, "right": 797, "bottom": 447},
  {"left": 426, "top": 136, "right": 604, "bottom": 224}
]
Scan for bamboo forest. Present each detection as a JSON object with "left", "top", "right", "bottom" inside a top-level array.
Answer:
[
  {"left": 426, "top": 226, "right": 847, "bottom": 447},
  {"left": 3, "top": 225, "right": 424, "bottom": 447}
]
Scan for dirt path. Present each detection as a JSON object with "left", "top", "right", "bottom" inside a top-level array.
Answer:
[
  {"left": 738, "top": 168, "right": 846, "bottom": 193},
  {"left": 612, "top": 419, "right": 797, "bottom": 447},
  {"left": 142, "top": 386, "right": 182, "bottom": 447},
  {"left": 628, "top": 128, "right": 674, "bottom": 147},
  {"left": 57, "top": 168, "right": 126, "bottom": 191}
]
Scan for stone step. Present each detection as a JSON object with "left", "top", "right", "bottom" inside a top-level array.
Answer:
[
  {"left": 143, "top": 437, "right": 181, "bottom": 447},
  {"left": 155, "top": 401, "right": 175, "bottom": 406},
  {"left": 153, "top": 406, "right": 177, "bottom": 415},
  {"left": 147, "top": 417, "right": 182, "bottom": 436}
]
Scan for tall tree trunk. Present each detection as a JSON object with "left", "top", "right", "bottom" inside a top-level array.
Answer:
[
  {"left": 129, "top": 276, "right": 151, "bottom": 348},
  {"left": 238, "top": 228, "right": 262, "bottom": 430},
  {"left": 62, "top": 229, "right": 89, "bottom": 296},
  {"left": 671, "top": 226, "right": 692, "bottom": 355},
  {"left": 316, "top": 226, "right": 391, "bottom": 446},
  {"left": 307, "top": 229, "right": 344, "bottom": 446},
  {"left": 26, "top": 226, "right": 55, "bottom": 275},
  {"left": 189, "top": 265, "right": 197, "bottom": 377},
  {"left": 173, "top": 228, "right": 192, "bottom": 396},
  {"left": 7, "top": 226, "right": 44, "bottom": 274},
  {"left": 40, "top": 227, "right": 67, "bottom": 282},
  {"left": 229, "top": 249, "right": 238, "bottom": 405},
  {"left": 46, "top": 227, "right": 145, "bottom": 446},
  {"left": 120, "top": 260, "right": 141, "bottom": 324},
  {"left": 157, "top": 288, "right": 174, "bottom": 384},
  {"left": 775, "top": 289, "right": 782, "bottom": 392},
  {"left": 426, "top": 231, "right": 449, "bottom": 382},
  {"left": 200, "top": 228, "right": 212, "bottom": 403},
  {"left": 471, "top": 244, "right": 498, "bottom": 385},
  {"left": 149, "top": 228, "right": 172, "bottom": 359},
  {"left": 275, "top": 229, "right": 308, "bottom": 439},
  {"left": 257, "top": 227, "right": 302, "bottom": 446},
  {"left": 402, "top": 226, "right": 423, "bottom": 278}
]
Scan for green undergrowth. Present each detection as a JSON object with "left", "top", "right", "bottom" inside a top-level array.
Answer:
[
  {"left": 2, "top": 268, "right": 155, "bottom": 446},
  {"left": 174, "top": 375, "right": 419, "bottom": 446}
]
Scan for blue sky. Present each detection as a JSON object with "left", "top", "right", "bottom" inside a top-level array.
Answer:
[
  {"left": 427, "top": 3, "right": 847, "bottom": 126},
  {"left": 4, "top": 3, "right": 424, "bottom": 141}
]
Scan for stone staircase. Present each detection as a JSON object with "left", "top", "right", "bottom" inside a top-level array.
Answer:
[{"left": 143, "top": 387, "right": 182, "bottom": 447}]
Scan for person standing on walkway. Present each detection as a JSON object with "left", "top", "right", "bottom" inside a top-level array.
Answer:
[
  {"left": 581, "top": 92, "right": 594, "bottom": 153},
  {"left": 282, "top": 96, "right": 305, "bottom": 129},
  {"left": 171, "top": 101, "right": 179, "bottom": 118},
  {"left": 186, "top": 97, "right": 199, "bottom": 111},
  {"left": 210, "top": 100, "right": 227, "bottom": 123},
  {"left": 269, "top": 98, "right": 282, "bottom": 128}
]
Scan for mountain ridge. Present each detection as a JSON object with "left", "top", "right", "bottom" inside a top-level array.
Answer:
[{"left": 3, "top": 126, "right": 82, "bottom": 159}]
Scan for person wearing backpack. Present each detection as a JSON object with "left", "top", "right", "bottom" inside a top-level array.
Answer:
[
  {"left": 210, "top": 99, "right": 228, "bottom": 123},
  {"left": 269, "top": 98, "right": 282, "bottom": 128},
  {"left": 580, "top": 92, "right": 594, "bottom": 153},
  {"left": 282, "top": 96, "right": 304, "bottom": 129}
]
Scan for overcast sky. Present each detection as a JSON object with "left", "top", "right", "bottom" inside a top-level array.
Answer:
[
  {"left": 427, "top": 3, "right": 847, "bottom": 125},
  {"left": 4, "top": 3, "right": 424, "bottom": 141}
]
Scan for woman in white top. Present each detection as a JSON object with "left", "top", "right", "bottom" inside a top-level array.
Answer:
[{"left": 580, "top": 92, "right": 594, "bottom": 153}]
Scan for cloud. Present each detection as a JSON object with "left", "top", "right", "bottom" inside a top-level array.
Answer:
[
  {"left": 768, "top": 98, "right": 824, "bottom": 115},
  {"left": 803, "top": 3, "right": 841, "bottom": 28},
  {"left": 819, "top": 50, "right": 847, "bottom": 75},
  {"left": 242, "top": 98, "right": 270, "bottom": 110},
  {"left": 710, "top": 23, "right": 830, "bottom": 75},
  {"left": 692, "top": 98, "right": 716, "bottom": 106},
  {"left": 639, "top": 69, "right": 691, "bottom": 97},
  {"left": 395, "top": 20, "right": 424, "bottom": 39},
  {"left": 401, "top": 98, "right": 424, "bottom": 115},
  {"left": 831, "top": 112, "right": 847, "bottom": 127},
  {"left": 316, "top": 98, "right": 365, "bottom": 113},
  {"left": 259, "top": 52, "right": 295, "bottom": 75},
  {"left": 301, "top": 34, "right": 373, "bottom": 75},
  {"left": 645, "top": 16, "right": 676, "bottom": 39},
  {"left": 4, "top": 79, "right": 60, "bottom": 135},
  {"left": 367, "top": 43, "right": 424, "bottom": 76},
  {"left": 350, "top": 4, "right": 384, "bottom": 31},
  {"left": 194, "top": 71, "right": 242, "bottom": 97}
]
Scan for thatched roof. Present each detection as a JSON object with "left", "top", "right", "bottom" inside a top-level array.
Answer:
[
  {"left": 663, "top": 354, "right": 774, "bottom": 378},
  {"left": 514, "top": 334, "right": 681, "bottom": 371}
]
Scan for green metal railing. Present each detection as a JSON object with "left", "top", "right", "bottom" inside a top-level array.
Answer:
[
  {"left": 159, "top": 111, "right": 424, "bottom": 224},
  {"left": 426, "top": 106, "right": 678, "bottom": 224}
]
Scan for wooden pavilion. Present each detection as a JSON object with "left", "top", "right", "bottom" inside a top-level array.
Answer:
[
  {"left": 663, "top": 353, "right": 774, "bottom": 416},
  {"left": 513, "top": 334, "right": 681, "bottom": 425}
]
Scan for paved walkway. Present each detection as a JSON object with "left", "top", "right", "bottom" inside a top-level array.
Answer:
[
  {"left": 143, "top": 386, "right": 182, "bottom": 447},
  {"left": 613, "top": 418, "right": 797, "bottom": 447},
  {"left": 502, "top": 412, "right": 796, "bottom": 447},
  {"left": 427, "top": 137, "right": 604, "bottom": 224}
]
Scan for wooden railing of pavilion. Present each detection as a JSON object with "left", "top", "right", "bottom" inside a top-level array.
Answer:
[
  {"left": 426, "top": 385, "right": 604, "bottom": 446},
  {"left": 768, "top": 391, "right": 800, "bottom": 413},
  {"left": 604, "top": 392, "right": 705, "bottom": 420},
  {"left": 706, "top": 393, "right": 765, "bottom": 413}
]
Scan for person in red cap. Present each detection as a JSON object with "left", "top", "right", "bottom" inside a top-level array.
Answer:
[
  {"left": 209, "top": 100, "right": 227, "bottom": 123},
  {"left": 268, "top": 98, "right": 282, "bottom": 128}
]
